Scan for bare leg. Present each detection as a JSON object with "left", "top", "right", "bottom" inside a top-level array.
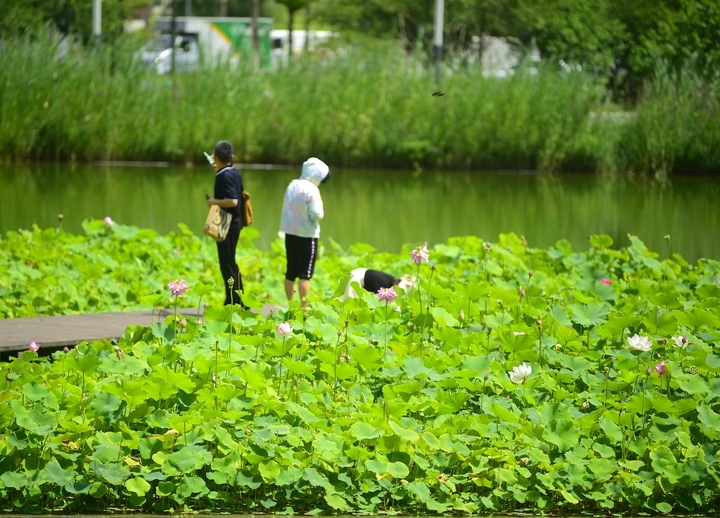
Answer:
[
  {"left": 284, "top": 279, "right": 295, "bottom": 300},
  {"left": 298, "top": 279, "right": 310, "bottom": 307}
]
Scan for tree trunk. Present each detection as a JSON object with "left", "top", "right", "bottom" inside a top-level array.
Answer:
[
  {"left": 304, "top": 4, "right": 310, "bottom": 52},
  {"left": 251, "top": 0, "right": 260, "bottom": 53},
  {"left": 288, "top": 9, "right": 294, "bottom": 62}
]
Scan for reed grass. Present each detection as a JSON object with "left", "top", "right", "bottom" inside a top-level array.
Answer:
[{"left": 1, "top": 29, "right": 718, "bottom": 174}]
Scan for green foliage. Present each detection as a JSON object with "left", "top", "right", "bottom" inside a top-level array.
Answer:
[
  {"left": 3, "top": 28, "right": 720, "bottom": 173},
  {"left": 1, "top": 226, "right": 720, "bottom": 513}
]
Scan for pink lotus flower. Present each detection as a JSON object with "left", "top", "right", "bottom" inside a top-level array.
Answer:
[
  {"left": 29, "top": 341, "right": 40, "bottom": 352},
  {"left": 528, "top": 269, "right": 534, "bottom": 277},
  {"left": 377, "top": 286, "right": 398, "bottom": 303},
  {"left": 277, "top": 322, "right": 293, "bottom": 337},
  {"left": 411, "top": 243, "right": 430, "bottom": 265},
  {"left": 655, "top": 361, "right": 667, "bottom": 376},
  {"left": 600, "top": 278, "right": 611, "bottom": 285},
  {"left": 103, "top": 216, "right": 115, "bottom": 226},
  {"left": 63, "top": 347, "right": 69, "bottom": 353},
  {"left": 168, "top": 279, "right": 190, "bottom": 297}
]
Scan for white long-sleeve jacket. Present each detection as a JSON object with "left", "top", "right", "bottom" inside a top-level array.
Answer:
[{"left": 279, "top": 157, "right": 330, "bottom": 239}]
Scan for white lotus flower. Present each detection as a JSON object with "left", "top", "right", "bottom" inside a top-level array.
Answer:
[
  {"left": 627, "top": 334, "right": 652, "bottom": 352},
  {"left": 277, "top": 322, "right": 293, "bottom": 337},
  {"left": 672, "top": 335, "right": 689, "bottom": 349},
  {"left": 509, "top": 363, "right": 532, "bottom": 384}
]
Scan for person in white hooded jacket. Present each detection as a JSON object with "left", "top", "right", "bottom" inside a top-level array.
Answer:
[{"left": 279, "top": 157, "right": 331, "bottom": 307}]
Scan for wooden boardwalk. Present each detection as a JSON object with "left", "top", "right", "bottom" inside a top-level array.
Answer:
[
  {"left": 0, "top": 308, "right": 199, "bottom": 360},
  {"left": 0, "top": 305, "right": 280, "bottom": 360}
]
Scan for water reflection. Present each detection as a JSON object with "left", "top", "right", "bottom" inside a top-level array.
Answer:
[{"left": 0, "top": 163, "right": 718, "bottom": 262}]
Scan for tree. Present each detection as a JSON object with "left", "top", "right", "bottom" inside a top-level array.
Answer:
[
  {"left": 275, "top": 0, "right": 313, "bottom": 60},
  {"left": 0, "top": 0, "right": 147, "bottom": 43}
]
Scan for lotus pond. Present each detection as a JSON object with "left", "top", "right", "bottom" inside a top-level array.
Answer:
[{"left": 1, "top": 222, "right": 719, "bottom": 514}]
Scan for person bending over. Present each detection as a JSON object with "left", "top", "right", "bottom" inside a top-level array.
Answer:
[{"left": 341, "top": 268, "right": 416, "bottom": 301}]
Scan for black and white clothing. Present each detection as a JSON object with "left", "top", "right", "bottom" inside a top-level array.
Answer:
[
  {"left": 342, "top": 268, "right": 398, "bottom": 300},
  {"left": 284, "top": 234, "right": 318, "bottom": 281},
  {"left": 214, "top": 165, "right": 244, "bottom": 305}
]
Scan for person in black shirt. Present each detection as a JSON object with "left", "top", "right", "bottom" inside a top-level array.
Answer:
[{"left": 206, "top": 140, "right": 246, "bottom": 307}]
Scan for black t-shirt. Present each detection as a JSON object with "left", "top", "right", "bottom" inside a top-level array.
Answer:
[
  {"left": 214, "top": 165, "right": 244, "bottom": 229},
  {"left": 363, "top": 269, "right": 397, "bottom": 294}
]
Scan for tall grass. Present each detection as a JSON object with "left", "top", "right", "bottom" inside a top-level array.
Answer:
[
  {"left": 1, "top": 29, "right": 719, "bottom": 174},
  {"left": 618, "top": 63, "right": 720, "bottom": 175}
]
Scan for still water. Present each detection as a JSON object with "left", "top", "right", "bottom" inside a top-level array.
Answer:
[{"left": 1, "top": 162, "right": 718, "bottom": 263}]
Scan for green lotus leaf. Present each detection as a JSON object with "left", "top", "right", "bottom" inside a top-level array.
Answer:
[
  {"left": 14, "top": 405, "right": 57, "bottom": 435},
  {"left": 650, "top": 446, "right": 682, "bottom": 483},
  {"left": 21, "top": 381, "right": 56, "bottom": 405},
  {"left": 303, "top": 467, "right": 328, "bottom": 487},
  {"left": 561, "top": 489, "right": 579, "bottom": 504},
  {"left": 275, "top": 466, "right": 303, "bottom": 486},
  {"left": 705, "top": 353, "right": 720, "bottom": 371},
  {"left": 489, "top": 403, "right": 520, "bottom": 424},
  {"left": 674, "top": 373, "right": 710, "bottom": 397},
  {"left": 656, "top": 502, "right": 673, "bottom": 513},
  {"left": 597, "top": 314, "right": 642, "bottom": 340},
  {"left": 258, "top": 460, "right": 281, "bottom": 482},
  {"left": 590, "top": 234, "right": 614, "bottom": 249},
  {"left": 180, "top": 475, "right": 207, "bottom": 495},
  {"left": 90, "top": 443, "right": 122, "bottom": 463},
  {"left": 457, "top": 281, "right": 490, "bottom": 300},
  {"left": 697, "top": 405, "right": 720, "bottom": 438},
  {"left": 430, "top": 306, "right": 459, "bottom": 327},
  {"left": 388, "top": 461, "right": 409, "bottom": 479},
  {"left": 649, "top": 394, "right": 676, "bottom": 415},
  {"left": 497, "top": 331, "right": 535, "bottom": 354},
  {"left": 484, "top": 311, "right": 513, "bottom": 329},
  {"left": 587, "top": 458, "right": 616, "bottom": 480},
  {"left": 592, "top": 443, "right": 616, "bottom": 458},
  {"left": 167, "top": 446, "right": 212, "bottom": 474},
  {"left": 191, "top": 282, "right": 215, "bottom": 297},
  {"left": 325, "top": 493, "right": 348, "bottom": 510},
  {"left": 570, "top": 302, "right": 609, "bottom": 327},
  {"left": 91, "top": 390, "right": 123, "bottom": 416},
  {"left": 92, "top": 461, "right": 130, "bottom": 485},
  {"left": 141, "top": 294, "right": 167, "bottom": 308},
  {"left": 64, "top": 480, "right": 93, "bottom": 494},
  {"left": 155, "top": 481, "right": 174, "bottom": 496},
  {"left": 673, "top": 308, "right": 720, "bottom": 331},
  {"left": 237, "top": 364, "right": 273, "bottom": 390},
  {"left": 44, "top": 458, "right": 75, "bottom": 486},
  {"left": 233, "top": 469, "right": 261, "bottom": 489},
  {"left": 350, "top": 345, "right": 382, "bottom": 372},
  {"left": 388, "top": 420, "right": 420, "bottom": 442},
  {"left": 420, "top": 431, "right": 442, "bottom": 451},
  {"left": 543, "top": 419, "right": 579, "bottom": 452},
  {"left": 364, "top": 458, "right": 388, "bottom": 475},
  {"left": 282, "top": 358, "right": 314, "bottom": 376},
  {"left": 350, "top": 421, "right": 384, "bottom": 440},
  {"left": 548, "top": 304, "right": 573, "bottom": 327},
  {"left": 1, "top": 471, "right": 28, "bottom": 489},
  {"left": 287, "top": 402, "right": 322, "bottom": 425},
  {"left": 125, "top": 476, "right": 151, "bottom": 496}
]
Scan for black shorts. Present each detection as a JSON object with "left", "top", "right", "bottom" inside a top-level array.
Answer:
[{"left": 285, "top": 234, "right": 318, "bottom": 281}]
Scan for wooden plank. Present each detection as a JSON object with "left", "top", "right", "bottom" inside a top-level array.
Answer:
[
  {"left": 0, "top": 304, "right": 282, "bottom": 359},
  {"left": 0, "top": 308, "right": 200, "bottom": 356}
]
